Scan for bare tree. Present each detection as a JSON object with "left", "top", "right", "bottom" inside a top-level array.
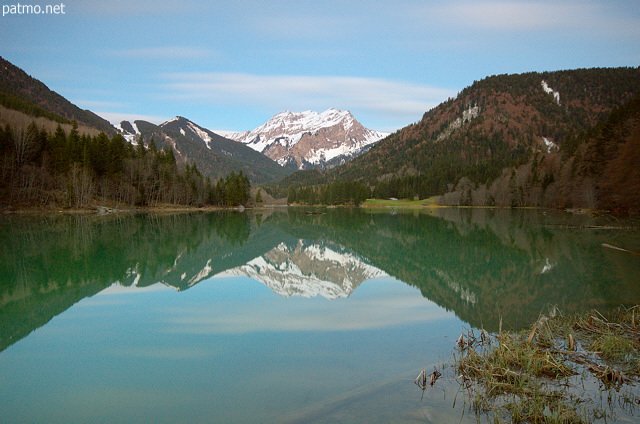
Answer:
[
  {"left": 12, "top": 124, "right": 38, "bottom": 169},
  {"left": 68, "top": 163, "right": 94, "bottom": 208}
]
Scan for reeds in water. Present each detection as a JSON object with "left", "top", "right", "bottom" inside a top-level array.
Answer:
[{"left": 447, "top": 306, "right": 640, "bottom": 423}]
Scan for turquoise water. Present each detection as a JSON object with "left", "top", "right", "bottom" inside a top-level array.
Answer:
[{"left": 1, "top": 208, "right": 638, "bottom": 423}]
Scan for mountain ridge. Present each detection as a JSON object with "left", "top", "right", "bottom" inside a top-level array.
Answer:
[{"left": 117, "top": 116, "right": 291, "bottom": 183}]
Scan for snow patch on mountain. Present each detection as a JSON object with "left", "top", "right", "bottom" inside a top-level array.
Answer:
[
  {"left": 436, "top": 104, "right": 480, "bottom": 142},
  {"left": 542, "top": 137, "right": 558, "bottom": 153},
  {"left": 189, "top": 259, "right": 213, "bottom": 287},
  {"left": 187, "top": 121, "right": 213, "bottom": 149},
  {"left": 541, "top": 80, "right": 561, "bottom": 105},
  {"left": 541, "top": 258, "right": 556, "bottom": 274},
  {"left": 116, "top": 120, "right": 141, "bottom": 144}
]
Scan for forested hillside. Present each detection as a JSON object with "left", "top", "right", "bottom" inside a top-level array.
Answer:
[
  {"left": 435, "top": 91, "right": 640, "bottom": 214},
  {"left": 0, "top": 57, "right": 115, "bottom": 134},
  {"left": 0, "top": 121, "right": 251, "bottom": 209},
  {"left": 282, "top": 67, "right": 640, "bottom": 214}
]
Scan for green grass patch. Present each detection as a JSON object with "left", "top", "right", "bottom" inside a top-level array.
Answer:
[
  {"left": 362, "top": 198, "right": 440, "bottom": 208},
  {"left": 590, "top": 332, "right": 637, "bottom": 360}
]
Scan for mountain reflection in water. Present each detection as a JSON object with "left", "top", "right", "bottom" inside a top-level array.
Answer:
[
  {"left": 1, "top": 208, "right": 639, "bottom": 352},
  {"left": 222, "top": 240, "right": 388, "bottom": 299}
]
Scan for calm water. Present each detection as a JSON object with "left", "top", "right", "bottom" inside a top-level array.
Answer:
[{"left": 1, "top": 208, "right": 639, "bottom": 423}]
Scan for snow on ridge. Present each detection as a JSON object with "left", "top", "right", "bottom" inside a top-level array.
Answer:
[
  {"left": 188, "top": 259, "right": 213, "bottom": 287},
  {"left": 541, "top": 80, "right": 561, "bottom": 105},
  {"left": 187, "top": 121, "right": 213, "bottom": 149},
  {"left": 161, "top": 116, "right": 214, "bottom": 149},
  {"left": 215, "top": 130, "right": 246, "bottom": 139},
  {"left": 163, "top": 116, "right": 181, "bottom": 125},
  {"left": 116, "top": 121, "right": 140, "bottom": 135},
  {"left": 115, "top": 121, "right": 140, "bottom": 144}
]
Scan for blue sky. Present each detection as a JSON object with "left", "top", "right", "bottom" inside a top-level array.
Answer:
[{"left": 1, "top": 0, "right": 639, "bottom": 133}]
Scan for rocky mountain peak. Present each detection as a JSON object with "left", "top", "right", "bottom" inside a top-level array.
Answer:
[{"left": 225, "top": 108, "right": 388, "bottom": 170}]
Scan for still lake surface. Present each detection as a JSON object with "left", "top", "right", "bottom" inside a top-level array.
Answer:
[{"left": 1, "top": 207, "right": 639, "bottom": 423}]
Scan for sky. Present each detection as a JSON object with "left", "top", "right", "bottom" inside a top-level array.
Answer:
[{"left": 1, "top": 0, "right": 639, "bottom": 133}]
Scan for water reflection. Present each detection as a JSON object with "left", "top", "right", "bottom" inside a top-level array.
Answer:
[
  {"left": 1, "top": 208, "right": 639, "bottom": 352},
  {"left": 222, "top": 239, "right": 387, "bottom": 299}
]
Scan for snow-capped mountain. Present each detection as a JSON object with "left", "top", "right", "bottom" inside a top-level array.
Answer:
[
  {"left": 117, "top": 116, "right": 224, "bottom": 148},
  {"left": 221, "top": 240, "right": 388, "bottom": 299},
  {"left": 224, "top": 109, "right": 388, "bottom": 170},
  {"left": 160, "top": 116, "right": 220, "bottom": 150},
  {"left": 116, "top": 117, "right": 290, "bottom": 183}
]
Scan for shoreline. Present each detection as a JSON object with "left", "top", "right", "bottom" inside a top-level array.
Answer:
[
  {"left": 0, "top": 200, "right": 630, "bottom": 218},
  {"left": 0, "top": 203, "right": 258, "bottom": 215}
]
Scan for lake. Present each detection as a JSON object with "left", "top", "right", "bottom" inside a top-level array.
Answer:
[{"left": 1, "top": 208, "right": 639, "bottom": 423}]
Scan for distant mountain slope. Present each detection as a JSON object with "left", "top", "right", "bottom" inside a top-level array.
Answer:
[
  {"left": 0, "top": 56, "right": 115, "bottom": 134},
  {"left": 226, "top": 109, "right": 388, "bottom": 170},
  {"left": 119, "top": 116, "right": 290, "bottom": 183},
  {"left": 329, "top": 67, "right": 640, "bottom": 202}
]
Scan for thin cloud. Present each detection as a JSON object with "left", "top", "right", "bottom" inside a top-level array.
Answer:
[
  {"left": 438, "top": 1, "right": 579, "bottom": 31},
  {"left": 248, "top": 13, "right": 361, "bottom": 40},
  {"left": 95, "top": 111, "right": 168, "bottom": 126},
  {"left": 161, "top": 72, "right": 455, "bottom": 123},
  {"left": 73, "top": 99, "right": 129, "bottom": 110},
  {"left": 426, "top": 1, "right": 640, "bottom": 36},
  {"left": 109, "top": 46, "right": 216, "bottom": 60}
]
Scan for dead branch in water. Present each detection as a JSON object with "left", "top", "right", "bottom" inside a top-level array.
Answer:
[
  {"left": 543, "top": 224, "right": 637, "bottom": 230},
  {"left": 602, "top": 243, "right": 640, "bottom": 257},
  {"left": 414, "top": 367, "right": 442, "bottom": 390}
]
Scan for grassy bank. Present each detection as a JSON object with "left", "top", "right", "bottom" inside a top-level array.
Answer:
[
  {"left": 444, "top": 306, "right": 640, "bottom": 423},
  {"left": 361, "top": 198, "right": 441, "bottom": 208}
]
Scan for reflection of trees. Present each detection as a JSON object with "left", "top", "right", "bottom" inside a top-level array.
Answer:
[
  {"left": 0, "top": 212, "right": 279, "bottom": 352},
  {"left": 275, "top": 209, "right": 640, "bottom": 331},
  {"left": 212, "top": 212, "right": 251, "bottom": 246},
  {"left": 1, "top": 209, "right": 638, "bottom": 352}
]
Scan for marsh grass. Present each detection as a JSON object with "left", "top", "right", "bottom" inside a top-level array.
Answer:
[
  {"left": 590, "top": 333, "right": 636, "bottom": 360},
  {"left": 450, "top": 306, "right": 640, "bottom": 423}
]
